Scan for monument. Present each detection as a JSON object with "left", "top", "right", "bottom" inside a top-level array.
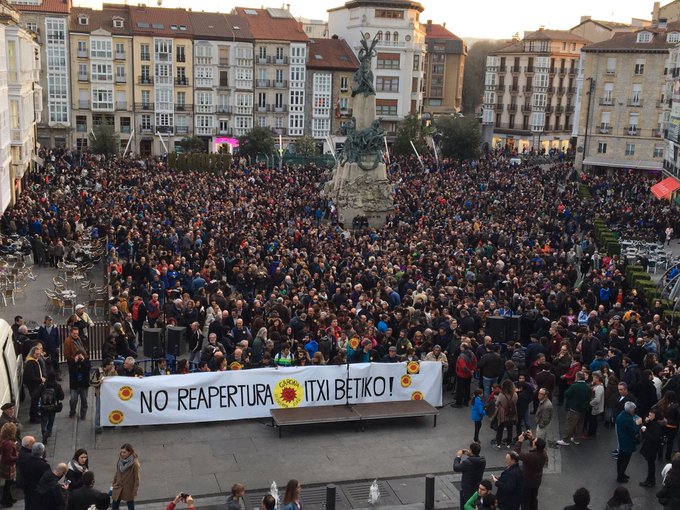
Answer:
[{"left": 325, "top": 33, "right": 394, "bottom": 228}]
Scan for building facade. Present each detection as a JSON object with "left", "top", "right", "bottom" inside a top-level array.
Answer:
[
  {"left": 328, "top": 0, "right": 427, "bottom": 136},
  {"left": 662, "top": 25, "right": 680, "bottom": 177},
  {"left": 423, "top": 20, "right": 466, "bottom": 116},
  {"left": 2, "top": 2, "right": 42, "bottom": 210},
  {"left": 11, "top": 0, "right": 71, "bottom": 149},
  {"left": 575, "top": 26, "right": 674, "bottom": 172},
  {"left": 482, "top": 29, "right": 586, "bottom": 152}
]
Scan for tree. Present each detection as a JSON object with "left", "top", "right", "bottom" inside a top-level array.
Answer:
[
  {"left": 89, "top": 123, "right": 119, "bottom": 156},
  {"left": 237, "top": 126, "right": 275, "bottom": 159},
  {"left": 393, "top": 114, "right": 428, "bottom": 157},
  {"left": 179, "top": 136, "right": 206, "bottom": 153},
  {"left": 293, "top": 135, "right": 318, "bottom": 160},
  {"left": 436, "top": 115, "right": 482, "bottom": 161},
  {"left": 461, "top": 39, "right": 510, "bottom": 115}
]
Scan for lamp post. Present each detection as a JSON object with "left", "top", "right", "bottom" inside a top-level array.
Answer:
[{"left": 582, "top": 77, "right": 596, "bottom": 171}]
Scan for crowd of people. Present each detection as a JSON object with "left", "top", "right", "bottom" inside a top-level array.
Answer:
[{"left": 1, "top": 146, "right": 680, "bottom": 508}]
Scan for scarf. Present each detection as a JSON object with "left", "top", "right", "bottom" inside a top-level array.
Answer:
[
  {"left": 118, "top": 454, "right": 135, "bottom": 473},
  {"left": 68, "top": 459, "right": 87, "bottom": 474}
]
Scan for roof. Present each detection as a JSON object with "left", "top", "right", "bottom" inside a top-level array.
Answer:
[
  {"left": 425, "top": 23, "right": 462, "bottom": 41},
  {"left": 9, "top": 0, "right": 71, "bottom": 14},
  {"left": 128, "top": 5, "right": 193, "bottom": 37},
  {"left": 188, "top": 12, "right": 253, "bottom": 41},
  {"left": 583, "top": 27, "right": 679, "bottom": 52},
  {"left": 232, "top": 7, "right": 307, "bottom": 42},
  {"left": 523, "top": 29, "right": 588, "bottom": 43},
  {"left": 70, "top": 6, "right": 133, "bottom": 36},
  {"left": 493, "top": 40, "right": 525, "bottom": 54},
  {"left": 329, "top": 0, "right": 424, "bottom": 13},
  {"left": 306, "top": 38, "right": 359, "bottom": 71}
]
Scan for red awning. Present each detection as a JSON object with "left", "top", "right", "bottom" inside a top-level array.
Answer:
[{"left": 651, "top": 176, "right": 680, "bottom": 199}]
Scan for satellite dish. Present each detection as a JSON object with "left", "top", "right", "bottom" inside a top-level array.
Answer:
[{"left": 157, "top": 0, "right": 162, "bottom": 5}]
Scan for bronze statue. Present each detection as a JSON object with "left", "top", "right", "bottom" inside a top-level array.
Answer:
[{"left": 352, "top": 33, "right": 379, "bottom": 98}]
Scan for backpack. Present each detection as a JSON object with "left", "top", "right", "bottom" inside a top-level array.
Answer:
[{"left": 40, "top": 386, "right": 57, "bottom": 412}]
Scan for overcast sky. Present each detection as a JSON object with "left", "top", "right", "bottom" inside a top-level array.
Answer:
[{"left": 78, "top": 0, "right": 655, "bottom": 40}]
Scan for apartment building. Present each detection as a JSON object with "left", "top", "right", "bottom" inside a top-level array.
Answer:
[
  {"left": 10, "top": 0, "right": 71, "bottom": 149},
  {"left": 664, "top": 34, "right": 680, "bottom": 178},
  {"left": 69, "top": 5, "right": 133, "bottom": 152},
  {"left": 328, "top": 0, "right": 427, "bottom": 136},
  {"left": 482, "top": 29, "right": 587, "bottom": 152},
  {"left": 570, "top": 16, "right": 642, "bottom": 44},
  {"left": 232, "top": 7, "right": 308, "bottom": 139},
  {"left": 300, "top": 18, "right": 328, "bottom": 39},
  {"left": 128, "top": 5, "right": 194, "bottom": 157},
  {"left": 423, "top": 20, "right": 466, "bottom": 116},
  {"left": 305, "top": 37, "right": 359, "bottom": 147},
  {"left": 575, "top": 26, "right": 675, "bottom": 172},
  {"left": 1, "top": 2, "right": 42, "bottom": 210},
  {"left": 187, "top": 11, "right": 253, "bottom": 149}
]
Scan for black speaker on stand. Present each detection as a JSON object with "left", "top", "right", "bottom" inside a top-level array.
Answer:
[
  {"left": 166, "top": 326, "right": 186, "bottom": 359},
  {"left": 143, "top": 327, "right": 165, "bottom": 359},
  {"left": 505, "top": 315, "right": 521, "bottom": 344},
  {"left": 486, "top": 316, "right": 506, "bottom": 343}
]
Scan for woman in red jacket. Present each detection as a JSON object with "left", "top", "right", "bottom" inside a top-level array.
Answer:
[{"left": 0, "top": 422, "right": 18, "bottom": 507}]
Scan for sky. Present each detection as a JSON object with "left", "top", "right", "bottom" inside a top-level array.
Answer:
[{"left": 77, "top": 0, "right": 656, "bottom": 40}]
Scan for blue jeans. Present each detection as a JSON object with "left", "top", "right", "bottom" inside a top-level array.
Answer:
[
  {"left": 482, "top": 376, "right": 497, "bottom": 401},
  {"left": 70, "top": 388, "right": 89, "bottom": 418},
  {"left": 112, "top": 499, "right": 135, "bottom": 510},
  {"left": 41, "top": 412, "right": 55, "bottom": 438}
]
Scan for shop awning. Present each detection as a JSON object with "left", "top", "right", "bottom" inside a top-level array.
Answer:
[
  {"left": 582, "top": 157, "right": 663, "bottom": 171},
  {"left": 651, "top": 176, "right": 680, "bottom": 199}
]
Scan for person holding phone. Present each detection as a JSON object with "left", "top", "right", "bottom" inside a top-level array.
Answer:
[{"left": 166, "top": 493, "right": 195, "bottom": 510}]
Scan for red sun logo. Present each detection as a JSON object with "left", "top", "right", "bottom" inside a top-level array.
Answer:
[{"left": 281, "top": 387, "right": 297, "bottom": 403}]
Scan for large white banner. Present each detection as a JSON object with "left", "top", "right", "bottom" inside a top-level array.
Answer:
[{"left": 100, "top": 362, "right": 443, "bottom": 426}]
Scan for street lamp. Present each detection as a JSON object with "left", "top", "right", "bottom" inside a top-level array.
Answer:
[{"left": 582, "top": 77, "right": 596, "bottom": 170}]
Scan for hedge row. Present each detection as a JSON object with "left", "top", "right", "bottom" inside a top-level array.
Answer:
[
  {"left": 593, "top": 218, "right": 621, "bottom": 256},
  {"left": 167, "top": 152, "right": 232, "bottom": 173},
  {"left": 625, "top": 264, "right": 663, "bottom": 307}
]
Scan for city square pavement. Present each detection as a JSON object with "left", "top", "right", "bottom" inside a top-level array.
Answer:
[{"left": 2, "top": 263, "right": 674, "bottom": 509}]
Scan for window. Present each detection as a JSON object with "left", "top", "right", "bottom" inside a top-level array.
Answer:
[
  {"left": 631, "top": 84, "right": 642, "bottom": 105},
  {"left": 375, "top": 9, "right": 404, "bottom": 19},
  {"left": 597, "top": 142, "right": 607, "bottom": 154},
  {"left": 606, "top": 57, "right": 616, "bottom": 74},
  {"left": 45, "top": 19, "right": 66, "bottom": 45},
  {"left": 654, "top": 146, "right": 664, "bottom": 158},
  {"left": 313, "top": 73, "right": 331, "bottom": 117},
  {"left": 92, "top": 88, "right": 113, "bottom": 110},
  {"left": 25, "top": 22, "right": 37, "bottom": 33},
  {"left": 257, "top": 116, "right": 266, "bottom": 127},
  {"left": 289, "top": 90, "right": 304, "bottom": 112},
  {"left": 625, "top": 143, "right": 635, "bottom": 156},
  {"left": 218, "top": 119, "right": 229, "bottom": 133},
  {"left": 176, "top": 46, "right": 185, "bottom": 63},
  {"left": 312, "top": 118, "right": 330, "bottom": 138},
  {"left": 77, "top": 40, "right": 87, "bottom": 55},
  {"left": 532, "top": 93, "right": 546, "bottom": 108},
  {"left": 75, "top": 115, "right": 87, "bottom": 132},
  {"left": 78, "top": 15, "right": 88, "bottom": 26},
  {"left": 634, "top": 59, "right": 645, "bottom": 75},
  {"left": 376, "top": 76, "right": 399, "bottom": 92},
  {"left": 115, "top": 43, "right": 125, "bottom": 58},
  {"left": 377, "top": 53, "right": 400, "bottom": 70},
  {"left": 290, "top": 65, "right": 305, "bottom": 84},
  {"left": 603, "top": 83, "right": 614, "bottom": 104},
  {"left": 289, "top": 113, "right": 304, "bottom": 136},
  {"left": 113, "top": 18, "right": 124, "bottom": 29},
  {"left": 275, "top": 93, "right": 284, "bottom": 108},
  {"left": 91, "top": 39, "right": 112, "bottom": 59},
  {"left": 141, "top": 90, "right": 150, "bottom": 107},
  {"left": 340, "top": 76, "right": 348, "bottom": 91},
  {"left": 78, "top": 63, "right": 87, "bottom": 80},
  {"left": 668, "top": 32, "right": 680, "bottom": 43},
  {"left": 140, "top": 44, "right": 150, "bottom": 61},
  {"left": 47, "top": 47, "right": 66, "bottom": 70},
  {"left": 258, "top": 46, "right": 267, "bottom": 60},
  {"left": 413, "top": 54, "right": 420, "bottom": 72},
  {"left": 141, "top": 114, "right": 152, "bottom": 130},
  {"left": 91, "top": 63, "right": 113, "bottom": 82},
  {"left": 636, "top": 31, "right": 652, "bottom": 43},
  {"left": 628, "top": 112, "right": 639, "bottom": 133},
  {"left": 376, "top": 99, "right": 398, "bottom": 116},
  {"left": 275, "top": 69, "right": 284, "bottom": 83},
  {"left": 115, "top": 65, "right": 125, "bottom": 82},
  {"left": 276, "top": 47, "right": 284, "bottom": 59},
  {"left": 177, "top": 91, "right": 186, "bottom": 108},
  {"left": 376, "top": 31, "right": 383, "bottom": 41},
  {"left": 530, "top": 111, "right": 545, "bottom": 131},
  {"left": 600, "top": 111, "right": 611, "bottom": 132},
  {"left": 156, "top": 113, "right": 173, "bottom": 127}
]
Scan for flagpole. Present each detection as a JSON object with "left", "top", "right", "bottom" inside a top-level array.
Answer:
[{"left": 410, "top": 140, "right": 424, "bottom": 170}]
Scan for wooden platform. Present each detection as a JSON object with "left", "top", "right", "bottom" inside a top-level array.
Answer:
[{"left": 270, "top": 400, "right": 438, "bottom": 437}]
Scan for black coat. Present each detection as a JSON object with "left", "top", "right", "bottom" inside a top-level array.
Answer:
[
  {"left": 67, "top": 359, "right": 91, "bottom": 390},
  {"left": 495, "top": 463, "right": 523, "bottom": 510},
  {"left": 20, "top": 456, "right": 50, "bottom": 493},
  {"left": 657, "top": 478, "right": 680, "bottom": 510},
  {"left": 452, "top": 455, "right": 486, "bottom": 498},
  {"left": 65, "top": 486, "right": 110, "bottom": 510},
  {"left": 640, "top": 419, "right": 663, "bottom": 461},
  {"left": 15, "top": 446, "right": 33, "bottom": 489},
  {"left": 35, "top": 470, "right": 66, "bottom": 510}
]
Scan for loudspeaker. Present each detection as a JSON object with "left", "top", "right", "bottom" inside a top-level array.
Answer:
[
  {"left": 505, "top": 315, "right": 521, "bottom": 343},
  {"left": 143, "top": 328, "right": 164, "bottom": 358},
  {"left": 166, "top": 326, "right": 186, "bottom": 356},
  {"left": 486, "top": 316, "right": 506, "bottom": 343}
]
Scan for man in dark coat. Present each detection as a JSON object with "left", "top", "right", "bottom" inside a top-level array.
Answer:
[
  {"left": 493, "top": 451, "right": 523, "bottom": 510},
  {"left": 513, "top": 432, "right": 548, "bottom": 510},
  {"left": 67, "top": 351, "right": 91, "bottom": 419},
  {"left": 37, "top": 316, "right": 61, "bottom": 378},
  {"left": 65, "top": 471, "right": 110, "bottom": 510},
  {"left": 453, "top": 442, "right": 486, "bottom": 509},
  {"left": 15, "top": 435, "right": 35, "bottom": 492},
  {"left": 35, "top": 463, "right": 68, "bottom": 510},
  {"left": 21, "top": 442, "right": 51, "bottom": 510}
]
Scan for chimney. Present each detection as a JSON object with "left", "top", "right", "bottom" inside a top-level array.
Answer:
[
  {"left": 580, "top": 15, "right": 591, "bottom": 23},
  {"left": 653, "top": 2, "right": 661, "bottom": 24},
  {"left": 660, "top": 17, "right": 668, "bottom": 29},
  {"left": 538, "top": 25, "right": 545, "bottom": 31},
  {"left": 442, "top": 22, "right": 446, "bottom": 28}
]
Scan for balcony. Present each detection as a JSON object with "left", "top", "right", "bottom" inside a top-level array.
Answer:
[
  {"left": 256, "top": 79, "right": 271, "bottom": 87},
  {"left": 272, "top": 127, "right": 287, "bottom": 135},
  {"left": 218, "top": 80, "right": 229, "bottom": 88},
  {"left": 555, "top": 105, "right": 564, "bottom": 113},
  {"left": 495, "top": 103, "right": 503, "bottom": 111},
  {"left": 547, "top": 87, "right": 555, "bottom": 94},
  {"left": 78, "top": 74, "right": 88, "bottom": 82},
  {"left": 545, "top": 106, "right": 553, "bottom": 113},
  {"left": 139, "top": 124, "right": 154, "bottom": 134},
  {"left": 568, "top": 68, "right": 576, "bottom": 76},
  {"left": 176, "top": 126, "right": 189, "bottom": 135},
  {"left": 599, "top": 97, "right": 613, "bottom": 106},
  {"left": 116, "top": 101, "right": 127, "bottom": 110},
  {"left": 558, "top": 68, "right": 567, "bottom": 76},
  {"left": 78, "top": 99, "right": 89, "bottom": 109},
  {"left": 257, "top": 56, "right": 267, "bottom": 64},
  {"left": 599, "top": 125, "right": 610, "bottom": 134},
  {"left": 216, "top": 106, "right": 232, "bottom": 114},
  {"left": 499, "top": 65, "right": 507, "bottom": 72},
  {"left": 511, "top": 66, "right": 521, "bottom": 73},
  {"left": 268, "top": 56, "right": 289, "bottom": 65},
  {"left": 136, "top": 103, "right": 152, "bottom": 111},
  {"left": 219, "top": 57, "right": 229, "bottom": 66},
  {"left": 140, "top": 53, "right": 150, "bottom": 61},
  {"left": 120, "top": 125, "right": 131, "bottom": 134},
  {"left": 566, "top": 105, "right": 574, "bottom": 113},
  {"left": 557, "top": 87, "right": 565, "bottom": 95},
  {"left": 653, "top": 129, "right": 663, "bottom": 137},
  {"left": 486, "top": 84, "right": 498, "bottom": 90},
  {"left": 523, "top": 85, "right": 532, "bottom": 93},
  {"left": 521, "top": 105, "right": 532, "bottom": 112},
  {"left": 509, "top": 85, "right": 519, "bottom": 93},
  {"left": 626, "top": 127, "right": 639, "bottom": 136},
  {"left": 567, "top": 87, "right": 576, "bottom": 94},
  {"left": 115, "top": 52, "right": 125, "bottom": 60},
  {"left": 138, "top": 76, "right": 153, "bottom": 85},
  {"left": 339, "top": 108, "right": 353, "bottom": 117},
  {"left": 256, "top": 105, "right": 267, "bottom": 112},
  {"left": 548, "top": 67, "right": 556, "bottom": 75},
  {"left": 507, "top": 104, "right": 517, "bottom": 112},
  {"left": 115, "top": 75, "right": 126, "bottom": 83},
  {"left": 627, "top": 99, "right": 643, "bottom": 107},
  {"left": 175, "top": 77, "right": 189, "bottom": 86},
  {"left": 175, "top": 104, "right": 193, "bottom": 112},
  {"left": 273, "top": 105, "right": 288, "bottom": 113},
  {"left": 176, "top": 55, "right": 186, "bottom": 63},
  {"left": 157, "top": 126, "right": 174, "bottom": 135},
  {"left": 77, "top": 49, "right": 87, "bottom": 58},
  {"left": 525, "top": 66, "right": 534, "bottom": 73},
  {"left": 274, "top": 80, "right": 288, "bottom": 88}
]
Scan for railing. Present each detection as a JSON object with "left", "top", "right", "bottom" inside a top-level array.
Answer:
[
  {"left": 218, "top": 80, "right": 229, "bottom": 88},
  {"left": 511, "top": 66, "right": 521, "bottom": 72},
  {"left": 116, "top": 101, "right": 127, "bottom": 110},
  {"left": 157, "top": 126, "right": 174, "bottom": 134},
  {"left": 175, "top": 77, "right": 189, "bottom": 86},
  {"left": 339, "top": 108, "right": 353, "bottom": 117},
  {"left": 115, "top": 75, "right": 126, "bottom": 83},
  {"left": 256, "top": 79, "right": 271, "bottom": 87},
  {"left": 499, "top": 65, "right": 507, "bottom": 72},
  {"left": 521, "top": 105, "right": 532, "bottom": 112},
  {"left": 176, "top": 126, "right": 189, "bottom": 134},
  {"left": 273, "top": 105, "right": 288, "bottom": 113},
  {"left": 523, "top": 85, "right": 532, "bottom": 92},
  {"left": 555, "top": 106, "right": 564, "bottom": 113},
  {"left": 525, "top": 66, "right": 534, "bottom": 73},
  {"left": 57, "top": 322, "right": 110, "bottom": 362},
  {"left": 486, "top": 84, "right": 498, "bottom": 90},
  {"left": 135, "top": 103, "right": 152, "bottom": 111},
  {"left": 599, "top": 98, "right": 613, "bottom": 106},
  {"left": 115, "top": 52, "right": 125, "bottom": 60},
  {"left": 509, "top": 85, "right": 519, "bottom": 92},
  {"left": 219, "top": 58, "right": 229, "bottom": 66},
  {"left": 507, "top": 104, "right": 517, "bottom": 112},
  {"left": 78, "top": 74, "right": 88, "bottom": 82},
  {"left": 257, "top": 56, "right": 267, "bottom": 64},
  {"left": 625, "top": 127, "right": 639, "bottom": 136},
  {"left": 216, "top": 106, "right": 232, "bottom": 114},
  {"left": 274, "top": 80, "right": 288, "bottom": 88},
  {"left": 176, "top": 55, "right": 186, "bottom": 63},
  {"left": 138, "top": 76, "right": 153, "bottom": 85},
  {"left": 627, "top": 99, "right": 642, "bottom": 107},
  {"left": 140, "top": 53, "right": 150, "bottom": 61},
  {"left": 77, "top": 50, "right": 87, "bottom": 58},
  {"left": 139, "top": 124, "right": 154, "bottom": 133},
  {"left": 599, "top": 126, "right": 610, "bottom": 134},
  {"left": 545, "top": 106, "right": 553, "bottom": 113},
  {"left": 76, "top": 125, "right": 87, "bottom": 132},
  {"left": 268, "top": 56, "right": 289, "bottom": 65},
  {"left": 495, "top": 103, "right": 503, "bottom": 111}
]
